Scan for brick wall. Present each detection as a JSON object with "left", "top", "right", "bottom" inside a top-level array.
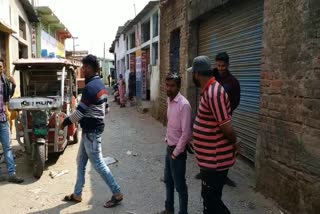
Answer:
[
  {"left": 154, "top": 0, "right": 189, "bottom": 124},
  {"left": 256, "top": 0, "right": 320, "bottom": 213}
]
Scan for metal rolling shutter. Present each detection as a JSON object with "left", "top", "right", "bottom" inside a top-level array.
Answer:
[{"left": 198, "top": 0, "right": 264, "bottom": 161}]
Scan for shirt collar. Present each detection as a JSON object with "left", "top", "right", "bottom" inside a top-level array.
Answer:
[
  {"left": 170, "top": 92, "right": 182, "bottom": 103},
  {"left": 85, "top": 75, "right": 99, "bottom": 84},
  {"left": 202, "top": 77, "right": 216, "bottom": 94}
]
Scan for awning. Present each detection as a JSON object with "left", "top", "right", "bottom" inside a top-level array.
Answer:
[
  {"left": 0, "top": 20, "right": 16, "bottom": 34},
  {"left": 36, "top": 6, "right": 72, "bottom": 38}
]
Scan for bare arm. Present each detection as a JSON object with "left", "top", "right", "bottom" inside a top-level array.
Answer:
[{"left": 220, "top": 121, "right": 237, "bottom": 144}]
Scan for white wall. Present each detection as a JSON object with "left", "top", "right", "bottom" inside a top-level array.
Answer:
[
  {"left": 114, "top": 34, "right": 126, "bottom": 66},
  {"left": 150, "top": 65, "right": 159, "bottom": 101},
  {"left": 9, "top": 0, "right": 33, "bottom": 97}
]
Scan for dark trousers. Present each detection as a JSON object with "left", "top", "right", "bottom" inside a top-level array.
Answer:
[
  {"left": 201, "top": 169, "right": 230, "bottom": 214},
  {"left": 164, "top": 147, "right": 188, "bottom": 214}
]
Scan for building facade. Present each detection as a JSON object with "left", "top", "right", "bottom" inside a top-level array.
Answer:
[
  {"left": 122, "top": 1, "right": 160, "bottom": 103},
  {"left": 35, "top": 6, "right": 71, "bottom": 58},
  {"left": 0, "top": 0, "right": 38, "bottom": 96},
  {"left": 110, "top": 1, "right": 160, "bottom": 107}
]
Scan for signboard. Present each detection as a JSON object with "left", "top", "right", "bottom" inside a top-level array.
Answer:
[
  {"left": 31, "top": 23, "right": 36, "bottom": 57},
  {"left": 141, "top": 50, "right": 147, "bottom": 100},
  {"left": 130, "top": 54, "right": 136, "bottom": 72},
  {"left": 136, "top": 56, "right": 142, "bottom": 81},
  {"left": 9, "top": 97, "right": 62, "bottom": 110}
]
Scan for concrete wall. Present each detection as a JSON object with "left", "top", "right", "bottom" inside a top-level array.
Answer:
[
  {"left": 256, "top": 0, "right": 320, "bottom": 213},
  {"left": 114, "top": 33, "right": 126, "bottom": 79},
  {"left": 150, "top": 65, "right": 159, "bottom": 101},
  {"left": 115, "top": 34, "right": 126, "bottom": 62},
  {"left": 9, "top": 0, "right": 33, "bottom": 97}
]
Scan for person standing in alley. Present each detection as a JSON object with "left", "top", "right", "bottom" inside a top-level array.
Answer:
[
  {"left": 214, "top": 52, "right": 240, "bottom": 113},
  {"left": 128, "top": 70, "right": 136, "bottom": 103},
  {"left": 62, "top": 55, "right": 123, "bottom": 208},
  {"left": 118, "top": 74, "right": 126, "bottom": 108},
  {"left": 195, "top": 52, "right": 240, "bottom": 188},
  {"left": 191, "top": 56, "right": 238, "bottom": 214},
  {"left": 0, "top": 59, "right": 24, "bottom": 183},
  {"left": 159, "top": 73, "right": 192, "bottom": 214}
]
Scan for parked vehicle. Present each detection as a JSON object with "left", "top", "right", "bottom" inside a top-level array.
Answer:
[{"left": 9, "top": 58, "right": 80, "bottom": 178}]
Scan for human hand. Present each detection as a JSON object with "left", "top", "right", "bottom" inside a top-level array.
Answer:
[
  {"left": 234, "top": 138, "right": 241, "bottom": 153},
  {"left": 8, "top": 76, "right": 16, "bottom": 84},
  {"left": 171, "top": 154, "right": 176, "bottom": 160}
]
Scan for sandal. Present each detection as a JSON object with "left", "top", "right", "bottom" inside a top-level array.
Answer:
[
  {"left": 104, "top": 194, "right": 123, "bottom": 208},
  {"left": 63, "top": 193, "right": 82, "bottom": 203}
]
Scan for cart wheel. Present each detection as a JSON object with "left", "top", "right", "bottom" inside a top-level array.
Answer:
[{"left": 33, "top": 144, "right": 45, "bottom": 179}]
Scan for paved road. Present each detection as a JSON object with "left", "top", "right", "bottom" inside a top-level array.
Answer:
[{"left": 0, "top": 103, "right": 281, "bottom": 214}]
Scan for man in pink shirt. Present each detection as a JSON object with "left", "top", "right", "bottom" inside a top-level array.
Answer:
[{"left": 159, "top": 73, "right": 192, "bottom": 214}]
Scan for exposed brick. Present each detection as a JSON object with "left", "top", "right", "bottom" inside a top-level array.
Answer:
[
  {"left": 156, "top": 0, "right": 189, "bottom": 124},
  {"left": 257, "top": 0, "right": 320, "bottom": 213}
]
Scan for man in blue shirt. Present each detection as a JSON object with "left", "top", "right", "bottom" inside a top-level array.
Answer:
[{"left": 62, "top": 55, "right": 123, "bottom": 208}]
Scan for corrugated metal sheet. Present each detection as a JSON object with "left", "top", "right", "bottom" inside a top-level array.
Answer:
[{"left": 198, "top": 0, "right": 264, "bottom": 162}]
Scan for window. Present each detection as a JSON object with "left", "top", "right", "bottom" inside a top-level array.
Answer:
[
  {"left": 141, "top": 20, "right": 150, "bottom": 43},
  {"left": 170, "top": 28, "right": 180, "bottom": 74},
  {"left": 130, "top": 33, "right": 136, "bottom": 49},
  {"left": 126, "top": 36, "right": 129, "bottom": 50},
  {"left": 152, "top": 12, "right": 159, "bottom": 37},
  {"left": 19, "top": 17, "right": 26, "bottom": 40}
]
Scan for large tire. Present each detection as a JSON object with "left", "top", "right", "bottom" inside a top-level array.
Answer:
[{"left": 33, "top": 144, "right": 45, "bottom": 179}]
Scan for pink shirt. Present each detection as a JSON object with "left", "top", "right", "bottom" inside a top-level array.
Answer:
[{"left": 166, "top": 93, "right": 192, "bottom": 157}]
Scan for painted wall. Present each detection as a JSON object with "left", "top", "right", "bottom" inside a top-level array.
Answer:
[
  {"left": 40, "top": 30, "right": 65, "bottom": 58},
  {"left": 114, "top": 33, "right": 126, "bottom": 79}
]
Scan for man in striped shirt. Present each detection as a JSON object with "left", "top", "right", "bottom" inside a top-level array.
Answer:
[
  {"left": 191, "top": 56, "right": 238, "bottom": 214},
  {"left": 62, "top": 55, "right": 123, "bottom": 208}
]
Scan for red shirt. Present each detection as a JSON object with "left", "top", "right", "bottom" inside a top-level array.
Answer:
[{"left": 193, "top": 77, "right": 236, "bottom": 171}]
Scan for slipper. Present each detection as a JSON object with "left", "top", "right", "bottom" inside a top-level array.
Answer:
[
  {"left": 104, "top": 194, "right": 123, "bottom": 208},
  {"left": 63, "top": 193, "right": 82, "bottom": 203}
]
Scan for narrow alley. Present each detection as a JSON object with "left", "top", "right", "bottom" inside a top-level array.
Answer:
[{"left": 0, "top": 103, "right": 279, "bottom": 214}]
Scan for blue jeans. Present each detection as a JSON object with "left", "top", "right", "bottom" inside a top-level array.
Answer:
[
  {"left": 74, "top": 131, "right": 121, "bottom": 197},
  {"left": 164, "top": 146, "right": 188, "bottom": 214},
  {"left": 0, "top": 121, "right": 16, "bottom": 176}
]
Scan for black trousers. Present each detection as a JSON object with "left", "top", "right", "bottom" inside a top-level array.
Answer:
[
  {"left": 201, "top": 169, "right": 230, "bottom": 214},
  {"left": 164, "top": 147, "right": 188, "bottom": 214}
]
